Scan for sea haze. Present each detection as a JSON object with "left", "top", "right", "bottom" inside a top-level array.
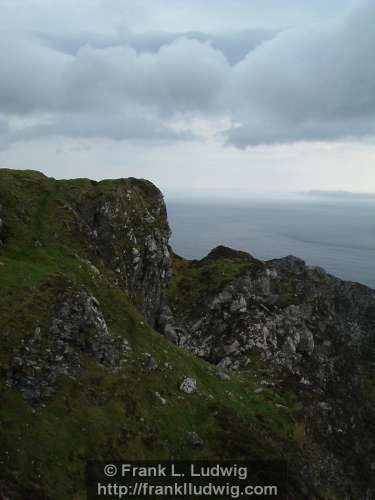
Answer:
[{"left": 166, "top": 195, "right": 375, "bottom": 289}]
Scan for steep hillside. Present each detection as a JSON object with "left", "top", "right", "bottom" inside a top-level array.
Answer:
[
  {"left": 0, "top": 169, "right": 373, "bottom": 499},
  {"left": 164, "top": 247, "right": 375, "bottom": 499}
]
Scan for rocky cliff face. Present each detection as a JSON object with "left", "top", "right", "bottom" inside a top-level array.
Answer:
[
  {"left": 0, "top": 169, "right": 374, "bottom": 500},
  {"left": 164, "top": 246, "right": 375, "bottom": 499},
  {"left": 62, "top": 176, "right": 172, "bottom": 325},
  {"left": 0, "top": 170, "right": 171, "bottom": 325}
]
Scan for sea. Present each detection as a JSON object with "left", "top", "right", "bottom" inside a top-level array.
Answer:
[{"left": 166, "top": 194, "right": 375, "bottom": 289}]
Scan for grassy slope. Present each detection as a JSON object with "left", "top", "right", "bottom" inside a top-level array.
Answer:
[{"left": 0, "top": 170, "right": 302, "bottom": 499}]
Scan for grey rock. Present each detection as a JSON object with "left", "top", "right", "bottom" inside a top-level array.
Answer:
[
  {"left": 8, "top": 289, "right": 129, "bottom": 403},
  {"left": 297, "top": 328, "right": 315, "bottom": 355},
  {"left": 164, "top": 324, "right": 179, "bottom": 344},
  {"left": 318, "top": 402, "right": 332, "bottom": 412},
  {"left": 186, "top": 432, "right": 204, "bottom": 447},
  {"left": 155, "top": 392, "right": 167, "bottom": 405},
  {"left": 145, "top": 356, "right": 158, "bottom": 370},
  {"left": 179, "top": 377, "right": 197, "bottom": 394},
  {"left": 217, "top": 357, "right": 232, "bottom": 369},
  {"left": 223, "top": 340, "right": 241, "bottom": 356},
  {"left": 164, "top": 244, "right": 375, "bottom": 498}
]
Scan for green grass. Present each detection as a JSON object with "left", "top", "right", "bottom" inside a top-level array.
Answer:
[
  {"left": 0, "top": 265, "right": 302, "bottom": 498},
  {"left": 0, "top": 169, "right": 304, "bottom": 499}
]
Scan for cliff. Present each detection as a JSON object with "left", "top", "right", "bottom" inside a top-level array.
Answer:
[
  {"left": 165, "top": 247, "right": 375, "bottom": 498},
  {"left": 0, "top": 169, "right": 374, "bottom": 499}
]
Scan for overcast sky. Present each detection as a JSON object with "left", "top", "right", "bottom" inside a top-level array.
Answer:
[{"left": 0, "top": 0, "right": 374, "bottom": 196}]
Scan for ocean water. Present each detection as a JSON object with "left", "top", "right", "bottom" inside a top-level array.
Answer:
[{"left": 166, "top": 196, "right": 375, "bottom": 289}]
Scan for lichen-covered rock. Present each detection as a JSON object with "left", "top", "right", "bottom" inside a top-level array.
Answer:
[
  {"left": 63, "top": 178, "right": 172, "bottom": 325},
  {"left": 167, "top": 246, "right": 375, "bottom": 499},
  {"left": 179, "top": 377, "right": 197, "bottom": 394},
  {"left": 8, "top": 289, "right": 130, "bottom": 403}
]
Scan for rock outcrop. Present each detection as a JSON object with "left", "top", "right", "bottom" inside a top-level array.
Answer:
[
  {"left": 0, "top": 170, "right": 172, "bottom": 325},
  {"left": 62, "top": 177, "right": 172, "bottom": 325},
  {"left": 8, "top": 288, "right": 131, "bottom": 403},
  {"left": 164, "top": 246, "right": 375, "bottom": 499}
]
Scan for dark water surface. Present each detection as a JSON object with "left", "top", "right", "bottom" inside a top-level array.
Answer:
[{"left": 167, "top": 197, "right": 375, "bottom": 289}]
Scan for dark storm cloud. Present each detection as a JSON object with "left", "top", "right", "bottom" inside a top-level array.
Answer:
[{"left": 0, "top": 0, "right": 374, "bottom": 147}]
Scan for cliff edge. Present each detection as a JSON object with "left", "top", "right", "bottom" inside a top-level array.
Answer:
[{"left": 0, "top": 169, "right": 374, "bottom": 500}]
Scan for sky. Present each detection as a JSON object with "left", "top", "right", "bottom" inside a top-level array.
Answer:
[{"left": 0, "top": 0, "right": 374, "bottom": 196}]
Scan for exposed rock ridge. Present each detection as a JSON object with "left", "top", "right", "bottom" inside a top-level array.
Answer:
[{"left": 163, "top": 246, "right": 375, "bottom": 499}]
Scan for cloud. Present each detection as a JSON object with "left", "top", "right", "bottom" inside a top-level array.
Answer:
[
  {"left": 11, "top": 111, "right": 197, "bottom": 143},
  {"left": 0, "top": 0, "right": 375, "bottom": 148},
  {"left": 223, "top": 2, "right": 375, "bottom": 146},
  {"left": 0, "top": 34, "right": 230, "bottom": 143},
  {"left": 63, "top": 37, "right": 229, "bottom": 115},
  {"left": 0, "top": 118, "right": 11, "bottom": 150},
  {"left": 38, "top": 29, "right": 278, "bottom": 65}
]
